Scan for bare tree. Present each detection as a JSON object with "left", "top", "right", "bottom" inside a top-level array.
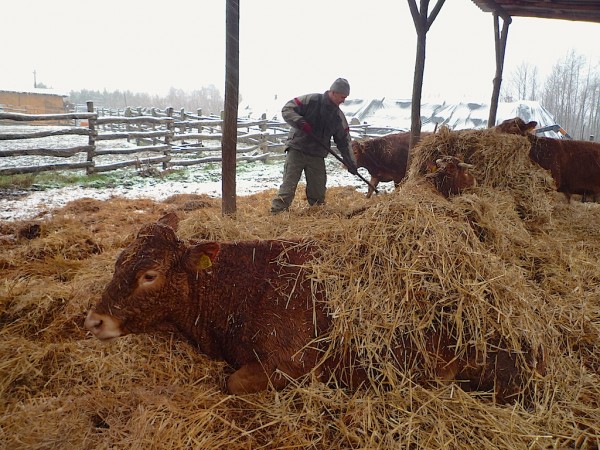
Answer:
[
  {"left": 586, "top": 77, "right": 600, "bottom": 141},
  {"left": 499, "top": 50, "right": 600, "bottom": 141},
  {"left": 573, "top": 64, "right": 600, "bottom": 140},
  {"left": 503, "top": 61, "right": 539, "bottom": 101},
  {"left": 542, "top": 50, "right": 586, "bottom": 135},
  {"left": 540, "top": 51, "right": 600, "bottom": 139},
  {"left": 68, "top": 87, "right": 224, "bottom": 115}
]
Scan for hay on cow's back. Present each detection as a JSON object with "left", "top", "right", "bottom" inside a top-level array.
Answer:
[
  {"left": 409, "top": 127, "right": 556, "bottom": 225},
  {"left": 310, "top": 184, "right": 548, "bottom": 387}
]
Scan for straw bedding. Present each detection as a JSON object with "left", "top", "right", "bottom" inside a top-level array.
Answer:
[{"left": 1, "top": 128, "right": 599, "bottom": 449}]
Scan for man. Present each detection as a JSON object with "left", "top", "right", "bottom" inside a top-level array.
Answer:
[{"left": 270, "top": 78, "right": 358, "bottom": 214}]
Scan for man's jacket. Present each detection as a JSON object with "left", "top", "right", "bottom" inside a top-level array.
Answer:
[{"left": 281, "top": 91, "right": 354, "bottom": 164}]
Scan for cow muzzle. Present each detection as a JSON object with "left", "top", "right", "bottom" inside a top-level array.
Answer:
[{"left": 84, "top": 310, "right": 124, "bottom": 341}]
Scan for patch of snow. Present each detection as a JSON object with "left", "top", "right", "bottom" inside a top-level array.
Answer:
[{"left": 0, "top": 157, "right": 373, "bottom": 222}]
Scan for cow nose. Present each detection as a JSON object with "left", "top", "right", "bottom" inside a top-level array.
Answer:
[
  {"left": 83, "top": 310, "right": 124, "bottom": 340},
  {"left": 84, "top": 311, "right": 103, "bottom": 334}
]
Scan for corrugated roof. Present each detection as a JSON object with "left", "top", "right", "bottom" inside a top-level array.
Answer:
[{"left": 471, "top": 0, "right": 600, "bottom": 23}]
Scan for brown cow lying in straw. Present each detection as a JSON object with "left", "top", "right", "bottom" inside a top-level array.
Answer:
[
  {"left": 352, "top": 132, "right": 411, "bottom": 198},
  {"left": 85, "top": 212, "right": 542, "bottom": 401},
  {"left": 426, "top": 156, "right": 476, "bottom": 198}
]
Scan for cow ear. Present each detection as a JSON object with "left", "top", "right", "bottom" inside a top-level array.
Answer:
[
  {"left": 184, "top": 242, "right": 221, "bottom": 272},
  {"left": 157, "top": 212, "right": 180, "bottom": 231},
  {"left": 525, "top": 121, "right": 538, "bottom": 133},
  {"left": 426, "top": 160, "right": 438, "bottom": 174}
]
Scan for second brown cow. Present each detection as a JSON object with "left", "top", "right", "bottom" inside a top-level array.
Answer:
[
  {"left": 352, "top": 132, "right": 411, "bottom": 198},
  {"left": 85, "top": 212, "right": 543, "bottom": 402}
]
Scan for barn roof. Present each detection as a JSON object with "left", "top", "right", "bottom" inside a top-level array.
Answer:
[
  {"left": 471, "top": 0, "right": 600, "bottom": 23},
  {"left": 0, "top": 88, "right": 67, "bottom": 97}
]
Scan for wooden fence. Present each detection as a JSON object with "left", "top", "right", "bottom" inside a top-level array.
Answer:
[{"left": 0, "top": 102, "right": 403, "bottom": 177}]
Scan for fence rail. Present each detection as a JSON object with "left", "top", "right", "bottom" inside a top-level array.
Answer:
[{"left": 0, "top": 102, "right": 404, "bottom": 177}]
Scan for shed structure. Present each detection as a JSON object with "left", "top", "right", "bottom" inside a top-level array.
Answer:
[
  {"left": 469, "top": 0, "right": 600, "bottom": 127},
  {"left": 0, "top": 89, "right": 67, "bottom": 115}
]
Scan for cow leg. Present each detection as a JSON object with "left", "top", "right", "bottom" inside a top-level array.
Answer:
[
  {"left": 366, "top": 177, "right": 380, "bottom": 199},
  {"left": 226, "top": 363, "right": 274, "bottom": 394},
  {"left": 226, "top": 362, "right": 296, "bottom": 394}
]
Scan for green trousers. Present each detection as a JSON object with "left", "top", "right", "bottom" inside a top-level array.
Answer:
[{"left": 270, "top": 148, "right": 327, "bottom": 213}]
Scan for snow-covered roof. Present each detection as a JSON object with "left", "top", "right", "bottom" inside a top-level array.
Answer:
[
  {"left": 241, "top": 97, "right": 563, "bottom": 138},
  {"left": 340, "top": 99, "right": 562, "bottom": 137}
]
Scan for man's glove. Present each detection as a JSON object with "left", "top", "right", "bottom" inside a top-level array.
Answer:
[
  {"left": 299, "top": 120, "right": 313, "bottom": 135},
  {"left": 344, "top": 157, "right": 358, "bottom": 175}
]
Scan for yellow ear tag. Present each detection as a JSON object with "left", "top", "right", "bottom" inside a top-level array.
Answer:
[{"left": 198, "top": 254, "right": 213, "bottom": 270}]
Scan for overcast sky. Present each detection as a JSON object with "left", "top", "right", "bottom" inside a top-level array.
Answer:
[{"left": 3, "top": 0, "right": 600, "bottom": 108}]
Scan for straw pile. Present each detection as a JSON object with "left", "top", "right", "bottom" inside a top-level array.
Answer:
[{"left": 1, "top": 128, "right": 599, "bottom": 449}]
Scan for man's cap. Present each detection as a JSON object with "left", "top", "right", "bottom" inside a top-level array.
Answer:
[{"left": 330, "top": 78, "right": 350, "bottom": 96}]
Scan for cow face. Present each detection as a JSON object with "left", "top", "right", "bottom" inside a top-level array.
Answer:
[
  {"left": 84, "top": 213, "right": 220, "bottom": 340},
  {"left": 426, "top": 156, "right": 476, "bottom": 198},
  {"left": 351, "top": 140, "right": 366, "bottom": 165},
  {"left": 494, "top": 118, "right": 538, "bottom": 136},
  {"left": 526, "top": 135, "right": 555, "bottom": 171}
]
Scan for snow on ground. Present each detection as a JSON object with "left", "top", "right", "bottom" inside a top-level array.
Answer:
[
  {"left": 0, "top": 157, "right": 373, "bottom": 222},
  {"left": 0, "top": 124, "right": 376, "bottom": 221}
]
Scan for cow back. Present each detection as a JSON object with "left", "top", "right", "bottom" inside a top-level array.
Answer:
[
  {"left": 529, "top": 135, "right": 600, "bottom": 197},
  {"left": 352, "top": 133, "right": 410, "bottom": 183}
]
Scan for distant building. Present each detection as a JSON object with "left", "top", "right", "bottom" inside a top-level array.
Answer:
[{"left": 0, "top": 88, "right": 68, "bottom": 115}]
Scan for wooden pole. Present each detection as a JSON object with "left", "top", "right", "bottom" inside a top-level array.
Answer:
[
  {"left": 222, "top": 0, "right": 240, "bottom": 216},
  {"left": 488, "top": 12, "right": 511, "bottom": 128},
  {"left": 86, "top": 101, "right": 96, "bottom": 175},
  {"left": 407, "top": 0, "right": 445, "bottom": 150},
  {"left": 164, "top": 107, "right": 174, "bottom": 170}
]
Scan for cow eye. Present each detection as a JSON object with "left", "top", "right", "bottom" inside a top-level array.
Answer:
[{"left": 141, "top": 271, "right": 159, "bottom": 283}]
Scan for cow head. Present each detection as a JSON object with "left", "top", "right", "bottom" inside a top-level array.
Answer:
[
  {"left": 351, "top": 140, "right": 367, "bottom": 166},
  {"left": 84, "top": 212, "right": 220, "bottom": 341},
  {"left": 425, "top": 156, "right": 476, "bottom": 198},
  {"left": 494, "top": 117, "right": 538, "bottom": 136}
]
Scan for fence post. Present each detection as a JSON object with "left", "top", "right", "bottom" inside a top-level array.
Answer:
[
  {"left": 136, "top": 107, "right": 143, "bottom": 145},
  {"left": 259, "top": 113, "right": 268, "bottom": 153},
  {"left": 86, "top": 101, "right": 96, "bottom": 175},
  {"left": 179, "top": 108, "right": 187, "bottom": 145},
  {"left": 124, "top": 107, "right": 132, "bottom": 138},
  {"left": 164, "top": 107, "right": 174, "bottom": 170},
  {"left": 196, "top": 109, "right": 203, "bottom": 145},
  {"left": 150, "top": 108, "right": 158, "bottom": 145}
]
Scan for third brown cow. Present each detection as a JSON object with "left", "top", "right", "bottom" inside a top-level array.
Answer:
[
  {"left": 492, "top": 117, "right": 538, "bottom": 136},
  {"left": 527, "top": 134, "right": 600, "bottom": 202}
]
